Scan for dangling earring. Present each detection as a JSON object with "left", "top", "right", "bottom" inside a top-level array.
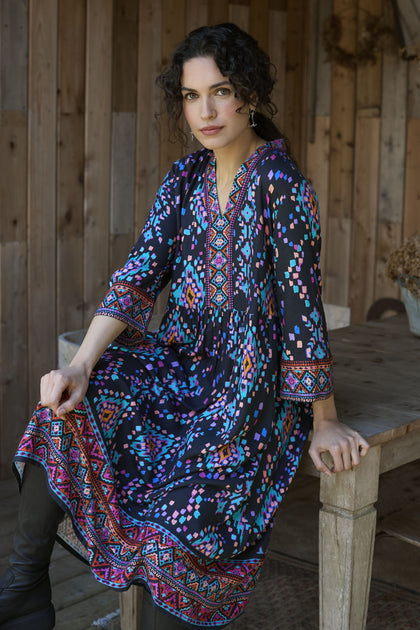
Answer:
[
  {"left": 249, "top": 109, "right": 257, "bottom": 128},
  {"left": 190, "top": 130, "right": 194, "bottom": 141}
]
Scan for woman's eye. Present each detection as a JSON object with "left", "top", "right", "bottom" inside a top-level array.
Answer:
[
  {"left": 216, "top": 88, "right": 230, "bottom": 96},
  {"left": 183, "top": 92, "right": 197, "bottom": 101}
]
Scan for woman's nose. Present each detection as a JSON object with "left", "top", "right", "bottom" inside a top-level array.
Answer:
[{"left": 201, "top": 97, "right": 216, "bottom": 120}]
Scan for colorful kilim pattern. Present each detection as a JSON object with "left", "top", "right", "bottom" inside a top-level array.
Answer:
[
  {"left": 15, "top": 139, "right": 333, "bottom": 627},
  {"left": 281, "top": 360, "right": 333, "bottom": 400},
  {"left": 207, "top": 211, "right": 231, "bottom": 309},
  {"left": 97, "top": 281, "right": 154, "bottom": 345}
]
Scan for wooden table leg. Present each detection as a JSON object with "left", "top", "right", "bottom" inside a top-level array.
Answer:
[
  {"left": 119, "top": 586, "right": 143, "bottom": 630},
  {"left": 319, "top": 445, "right": 381, "bottom": 630}
]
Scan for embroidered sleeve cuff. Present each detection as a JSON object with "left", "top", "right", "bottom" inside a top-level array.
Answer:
[
  {"left": 280, "top": 358, "right": 333, "bottom": 401},
  {"left": 95, "top": 281, "right": 154, "bottom": 346}
]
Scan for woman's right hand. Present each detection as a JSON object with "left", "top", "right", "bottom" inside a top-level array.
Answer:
[
  {"left": 40, "top": 364, "right": 90, "bottom": 419},
  {"left": 40, "top": 314, "right": 127, "bottom": 419}
]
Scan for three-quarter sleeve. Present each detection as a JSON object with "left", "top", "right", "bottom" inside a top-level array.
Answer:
[
  {"left": 95, "top": 163, "right": 181, "bottom": 346},
  {"left": 266, "top": 165, "right": 333, "bottom": 402}
]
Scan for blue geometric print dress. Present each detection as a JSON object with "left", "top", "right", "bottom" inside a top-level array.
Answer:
[{"left": 14, "top": 139, "right": 333, "bottom": 627}]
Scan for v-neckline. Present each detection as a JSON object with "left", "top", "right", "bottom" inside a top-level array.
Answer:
[{"left": 206, "top": 142, "right": 270, "bottom": 218}]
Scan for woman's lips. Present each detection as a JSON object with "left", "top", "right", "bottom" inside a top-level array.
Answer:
[{"left": 200, "top": 126, "right": 223, "bottom": 136}]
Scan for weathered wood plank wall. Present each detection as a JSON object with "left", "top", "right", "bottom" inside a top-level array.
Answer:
[{"left": 0, "top": 0, "right": 418, "bottom": 477}]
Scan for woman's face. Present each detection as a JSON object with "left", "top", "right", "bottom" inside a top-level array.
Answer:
[{"left": 181, "top": 56, "right": 253, "bottom": 153}]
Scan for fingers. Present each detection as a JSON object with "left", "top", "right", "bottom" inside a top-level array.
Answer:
[
  {"left": 308, "top": 447, "right": 333, "bottom": 477},
  {"left": 310, "top": 425, "right": 370, "bottom": 476},
  {"left": 56, "top": 389, "right": 85, "bottom": 418},
  {"left": 40, "top": 370, "right": 69, "bottom": 413},
  {"left": 358, "top": 436, "right": 370, "bottom": 457},
  {"left": 40, "top": 367, "right": 88, "bottom": 419}
]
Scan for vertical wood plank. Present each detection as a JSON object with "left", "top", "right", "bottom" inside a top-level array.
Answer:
[
  {"left": 0, "top": 0, "right": 29, "bottom": 478},
  {"left": 112, "top": 0, "right": 138, "bottom": 113},
  {"left": 249, "top": 0, "right": 269, "bottom": 50},
  {"left": 136, "top": 0, "right": 162, "bottom": 234},
  {"left": 375, "top": 10, "right": 408, "bottom": 301},
  {"left": 0, "top": 120, "right": 28, "bottom": 477},
  {"left": 57, "top": 0, "right": 86, "bottom": 335},
  {"left": 110, "top": 112, "right": 136, "bottom": 271},
  {"left": 160, "top": 0, "right": 186, "bottom": 178},
  {"left": 349, "top": 0, "right": 382, "bottom": 322},
  {"left": 324, "top": 0, "right": 357, "bottom": 305},
  {"left": 84, "top": 0, "right": 113, "bottom": 321},
  {"left": 0, "top": 0, "right": 28, "bottom": 111},
  {"left": 0, "top": 243, "right": 28, "bottom": 477},
  {"left": 374, "top": 222, "right": 401, "bottom": 300},
  {"left": 208, "top": 0, "right": 229, "bottom": 24},
  {"left": 58, "top": 0, "right": 86, "bottom": 115},
  {"left": 403, "top": 119, "right": 420, "bottom": 239},
  {"left": 306, "top": 116, "right": 331, "bottom": 277},
  {"left": 27, "top": 0, "right": 58, "bottom": 408},
  {"left": 186, "top": 0, "right": 208, "bottom": 32},
  {"left": 284, "top": 0, "right": 309, "bottom": 169},
  {"left": 327, "top": 0, "right": 357, "bottom": 209},
  {"left": 407, "top": 60, "right": 420, "bottom": 119},
  {"left": 325, "top": 217, "right": 352, "bottom": 305},
  {"left": 136, "top": 0, "right": 164, "bottom": 313},
  {"left": 57, "top": 114, "right": 85, "bottom": 334},
  {"left": 269, "top": 6, "right": 287, "bottom": 133},
  {"left": 0, "top": 112, "right": 28, "bottom": 246},
  {"left": 315, "top": 0, "right": 332, "bottom": 117},
  {"left": 308, "top": 1, "right": 332, "bottom": 280},
  {"left": 377, "top": 56, "right": 408, "bottom": 225},
  {"left": 350, "top": 115, "right": 380, "bottom": 322},
  {"left": 158, "top": 0, "right": 186, "bottom": 312},
  {"left": 229, "top": 2, "right": 249, "bottom": 32}
]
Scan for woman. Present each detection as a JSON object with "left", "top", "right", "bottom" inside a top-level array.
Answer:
[{"left": 0, "top": 23, "right": 369, "bottom": 630}]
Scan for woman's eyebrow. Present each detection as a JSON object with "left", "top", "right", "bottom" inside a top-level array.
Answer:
[{"left": 181, "top": 80, "right": 231, "bottom": 92}]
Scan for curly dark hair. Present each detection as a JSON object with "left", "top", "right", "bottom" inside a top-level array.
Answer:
[{"left": 156, "top": 23, "right": 284, "bottom": 145}]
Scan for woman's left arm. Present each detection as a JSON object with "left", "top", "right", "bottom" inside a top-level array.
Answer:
[{"left": 310, "top": 394, "right": 370, "bottom": 476}]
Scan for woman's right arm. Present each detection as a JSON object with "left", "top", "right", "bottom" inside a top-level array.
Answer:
[
  {"left": 40, "top": 315, "right": 126, "bottom": 419},
  {"left": 41, "top": 159, "right": 187, "bottom": 419}
]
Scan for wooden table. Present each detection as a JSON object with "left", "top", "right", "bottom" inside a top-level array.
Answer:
[{"left": 299, "top": 315, "right": 420, "bottom": 630}]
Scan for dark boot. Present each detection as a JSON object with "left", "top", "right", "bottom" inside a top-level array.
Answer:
[{"left": 0, "top": 463, "right": 64, "bottom": 630}]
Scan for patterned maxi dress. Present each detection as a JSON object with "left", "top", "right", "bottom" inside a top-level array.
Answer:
[{"left": 14, "top": 139, "right": 333, "bottom": 627}]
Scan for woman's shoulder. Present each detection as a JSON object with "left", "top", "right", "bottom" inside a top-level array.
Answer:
[
  {"left": 171, "top": 147, "right": 211, "bottom": 177},
  {"left": 257, "top": 139, "right": 303, "bottom": 183}
]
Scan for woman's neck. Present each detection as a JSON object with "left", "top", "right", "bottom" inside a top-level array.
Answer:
[{"left": 213, "top": 132, "right": 265, "bottom": 187}]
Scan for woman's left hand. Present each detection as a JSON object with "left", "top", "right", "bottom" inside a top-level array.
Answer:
[{"left": 309, "top": 417, "right": 370, "bottom": 476}]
